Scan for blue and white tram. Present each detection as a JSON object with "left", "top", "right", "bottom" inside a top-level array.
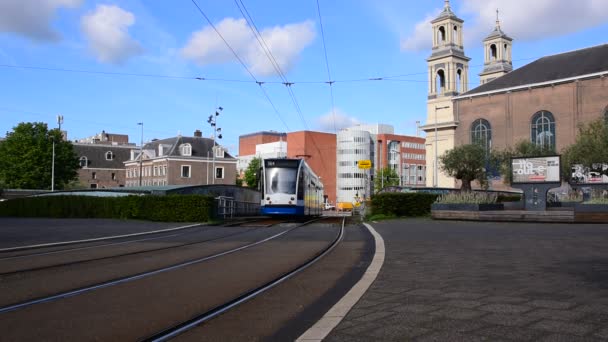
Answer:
[{"left": 260, "top": 158, "right": 324, "bottom": 216}]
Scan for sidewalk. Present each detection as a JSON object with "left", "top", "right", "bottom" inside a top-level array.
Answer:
[{"left": 325, "top": 218, "right": 608, "bottom": 341}]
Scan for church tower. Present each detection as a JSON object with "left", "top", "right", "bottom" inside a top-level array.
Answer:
[
  {"left": 479, "top": 10, "right": 513, "bottom": 84},
  {"left": 423, "top": 0, "right": 470, "bottom": 187}
]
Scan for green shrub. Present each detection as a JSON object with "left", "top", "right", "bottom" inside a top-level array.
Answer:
[
  {"left": 366, "top": 213, "right": 397, "bottom": 221},
  {"left": 435, "top": 192, "right": 497, "bottom": 204},
  {"left": 371, "top": 193, "right": 438, "bottom": 217},
  {"left": 586, "top": 198, "right": 608, "bottom": 205},
  {"left": 496, "top": 194, "right": 521, "bottom": 202},
  {"left": 0, "top": 195, "right": 214, "bottom": 222}
]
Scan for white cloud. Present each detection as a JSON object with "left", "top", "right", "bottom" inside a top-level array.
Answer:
[
  {"left": 0, "top": 0, "right": 82, "bottom": 41},
  {"left": 401, "top": 0, "right": 608, "bottom": 52},
  {"left": 181, "top": 18, "right": 315, "bottom": 77},
  {"left": 316, "top": 109, "right": 361, "bottom": 132},
  {"left": 81, "top": 5, "right": 143, "bottom": 64}
]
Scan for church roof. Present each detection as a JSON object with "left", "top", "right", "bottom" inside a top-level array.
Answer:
[
  {"left": 431, "top": 1, "right": 463, "bottom": 24},
  {"left": 464, "top": 44, "right": 608, "bottom": 96},
  {"left": 483, "top": 26, "right": 512, "bottom": 42}
]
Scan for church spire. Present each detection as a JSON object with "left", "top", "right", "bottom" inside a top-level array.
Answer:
[
  {"left": 479, "top": 8, "right": 513, "bottom": 85},
  {"left": 495, "top": 9, "right": 501, "bottom": 30},
  {"left": 445, "top": 0, "right": 450, "bottom": 10}
]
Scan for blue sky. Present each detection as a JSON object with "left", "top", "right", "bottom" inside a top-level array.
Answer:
[{"left": 1, "top": 0, "right": 607, "bottom": 155}]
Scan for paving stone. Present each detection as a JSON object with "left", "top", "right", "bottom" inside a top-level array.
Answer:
[
  {"left": 350, "top": 310, "right": 396, "bottom": 323},
  {"left": 594, "top": 327, "right": 608, "bottom": 339},
  {"left": 530, "top": 319, "right": 596, "bottom": 336},
  {"left": 529, "top": 299, "right": 576, "bottom": 310},
  {"left": 415, "top": 331, "right": 499, "bottom": 342},
  {"left": 427, "top": 307, "right": 486, "bottom": 320},
  {"left": 420, "top": 318, "right": 489, "bottom": 333},
  {"left": 473, "top": 325, "right": 546, "bottom": 341},
  {"left": 575, "top": 304, "right": 608, "bottom": 314},
  {"left": 482, "top": 295, "right": 529, "bottom": 304},
  {"left": 442, "top": 299, "right": 483, "bottom": 309},
  {"left": 379, "top": 312, "right": 440, "bottom": 327},
  {"left": 523, "top": 291, "right": 574, "bottom": 301},
  {"left": 324, "top": 332, "right": 377, "bottom": 342},
  {"left": 407, "top": 288, "right": 444, "bottom": 297},
  {"left": 332, "top": 321, "right": 383, "bottom": 336},
  {"left": 538, "top": 333, "right": 604, "bottom": 342},
  {"left": 525, "top": 308, "right": 587, "bottom": 321},
  {"left": 480, "top": 313, "right": 542, "bottom": 327},
  {"left": 343, "top": 308, "right": 377, "bottom": 320},
  {"left": 389, "top": 304, "right": 440, "bottom": 314},
  {"left": 478, "top": 303, "right": 533, "bottom": 314},
  {"left": 441, "top": 292, "right": 487, "bottom": 300},
  {"left": 365, "top": 323, "right": 430, "bottom": 340}
]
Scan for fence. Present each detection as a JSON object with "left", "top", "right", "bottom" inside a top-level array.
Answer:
[{"left": 215, "top": 196, "right": 260, "bottom": 219}]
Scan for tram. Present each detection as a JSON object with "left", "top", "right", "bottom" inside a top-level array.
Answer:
[{"left": 260, "top": 158, "right": 324, "bottom": 216}]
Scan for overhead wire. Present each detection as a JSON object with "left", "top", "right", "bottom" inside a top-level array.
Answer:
[{"left": 315, "top": 0, "right": 337, "bottom": 134}]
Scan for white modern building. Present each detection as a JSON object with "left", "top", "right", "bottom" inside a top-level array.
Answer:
[{"left": 237, "top": 140, "right": 287, "bottom": 175}]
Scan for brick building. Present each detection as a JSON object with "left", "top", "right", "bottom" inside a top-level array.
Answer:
[
  {"left": 73, "top": 136, "right": 135, "bottom": 189},
  {"left": 377, "top": 133, "right": 426, "bottom": 187},
  {"left": 124, "top": 130, "right": 236, "bottom": 187}
]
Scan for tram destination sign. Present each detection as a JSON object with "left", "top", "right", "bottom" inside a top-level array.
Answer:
[
  {"left": 512, "top": 156, "right": 561, "bottom": 184},
  {"left": 570, "top": 163, "right": 608, "bottom": 185}
]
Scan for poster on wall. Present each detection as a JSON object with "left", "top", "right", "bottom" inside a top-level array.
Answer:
[
  {"left": 570, "top": 163, "right": 608, "bottom": 185},
  {"left": 512, "top": 156, "right": 561, "bottom": 184}
]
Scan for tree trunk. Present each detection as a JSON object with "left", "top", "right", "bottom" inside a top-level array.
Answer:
[{"left": 460, "top": 178, "right": 472, "bottom": 191}]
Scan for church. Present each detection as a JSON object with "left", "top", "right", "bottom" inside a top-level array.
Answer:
[{"left": 421, "top": 0, "right": 608, "bottom": 188}]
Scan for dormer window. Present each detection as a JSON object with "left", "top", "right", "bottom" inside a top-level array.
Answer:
[
  {"left": 214, "top": 147, "right": 225, "bottom": 158},
  {"left": 105, "top": 151, "right": 114, "bottom": 160},
  {"left": 180, "top": 143, "right": 192, "bottom": 156},
  {"left": 79, "top": 156, "right": 88, "bottom": 168}
]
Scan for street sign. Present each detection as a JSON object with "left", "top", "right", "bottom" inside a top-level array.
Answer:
[{"left": 358, "top": 160, "right": 372, "bottom": 169}]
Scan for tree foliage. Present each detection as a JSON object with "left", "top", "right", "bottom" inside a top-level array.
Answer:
[
  {"left": 0, "top": 122, "right": 79, "bottom": 190},
  {"left": 439, "top": 144, "right": 488, "bottom": 191},
  {"left": 561, "top": 119, "right": 608, "bottom": 181},
  {"left": 243, "top": 156, "right": 262, "bottom": 189},
  {"left": 491, "top": 140, "right": 556, "bottom": 185},
  {"left": 374, "top": 167, "right": 400, "bottom": 192}
]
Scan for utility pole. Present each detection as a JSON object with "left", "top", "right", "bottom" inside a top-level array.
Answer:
[
  {"left": 137, "top": 122, "right": 143, "bottom": 186},
  {"left": 207, "top": 107, "right": 223, "bottom": 184}
]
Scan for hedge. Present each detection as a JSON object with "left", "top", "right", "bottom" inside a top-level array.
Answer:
[
  {"left": 0, "top": 195, "right": 215, "bottom": 222},
  {"left": 371, "top": 193, "right": 439, "bottom": 217}
]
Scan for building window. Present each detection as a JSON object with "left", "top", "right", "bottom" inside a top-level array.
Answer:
[
  {"left": 79, "top": 156, "right": 88, "bottom": 168},
  {"left": 490, "top": 44, "right": 497, "bottom": 60},
  {"left": 92, "top": 172, "right": 97, "bottom": 180},
  {"left": 438, "top": 26, "right": 446, "bottom": 43},
  {"left": 90, "top": 184, "right": 97, "bottom": 189},
  {"left": 105, "top": 151, "right": 114, "bottom": 160},
  {"left": 215, "top": 147, "right": 224, "bottom": 158},
  {"left": 181, "top": 165, "right": 191, "bottom": 178},
  {"left": 163, "top": 165, "right": 167, "bottom": 176},
  {"left": 436, "top": 69, "right": 446, "bottom": 94},
  {"left": 471, "top": 119, "right": 492, "bottom": 151},
  {"left": 215, "top": 167, "right": 224, "bottom": 179},
  {"left": 180, "top": 143, "right": 192, "bottom": 156},
  {"left": 531, "top": 111, "right": 556, "bottom": 149},
  {"left": 111, "top": 173, "right": 116, "bottom": 180}
]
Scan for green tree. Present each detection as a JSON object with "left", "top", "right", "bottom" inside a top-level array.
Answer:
[
  {"left": 491, "top": 140, "right": 556, "bottom": 185},
  {"left": 374, "top": 167, "right": 399, "bottom": 192},
  {"left": 562, "top": 118, "right": 608, "bottom": 182},
  {"left": 0, "top": 122, "right": 79, "bottom": 190},
  {"left": 243, "top": 156, "right": 262, "bottom": 189},
  {"left": 439, "top": 144, "right": 488, "bottom": 191}
]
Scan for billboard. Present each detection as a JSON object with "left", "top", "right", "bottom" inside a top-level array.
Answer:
[
  {"left": 512, "top": 156, "right": 561, "bottom": 184},
  {"left": 570, "top": 163, "right": 608, "bottom": 185}
]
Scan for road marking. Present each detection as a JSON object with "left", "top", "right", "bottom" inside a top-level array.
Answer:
[
  {"left": 296, "top": 222, "right": 385, "bottom": 341},
  {"left": 0, "top": 223, "right": 204, "bottom": 253}
]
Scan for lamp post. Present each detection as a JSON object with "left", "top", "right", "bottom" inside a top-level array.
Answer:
[
  {"left": 434, "top": 106, "right": 450, "bottom": 187},
  {"left": 137, "top": 122, "right": 143, "bottom": 186},
  {"left": 207, "top": 107, "right": 223, "bottom": 184},
  {"left": 51, "top": 115, "right": 63, "bottom": 191}
]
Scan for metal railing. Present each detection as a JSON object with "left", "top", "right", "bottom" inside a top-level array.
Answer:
[{"left": 215, "top": 196, "right": 260, "bottom": 219}]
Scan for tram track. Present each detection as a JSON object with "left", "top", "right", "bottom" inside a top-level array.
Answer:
[
  {"left": 0, "top": 218, "right": 325, "bottom": 315},
  {"left": 141, "top": 217, "right": 345, "bottom": 342}
]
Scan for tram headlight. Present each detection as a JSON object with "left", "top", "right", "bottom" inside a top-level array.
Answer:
[{"left": 291, "top": 197, "right": 295, "bottom": 201}]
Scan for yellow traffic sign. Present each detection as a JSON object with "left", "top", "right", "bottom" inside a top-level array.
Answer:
[{"left": 358, "top": 160, "right": 372, "bottom": 169}]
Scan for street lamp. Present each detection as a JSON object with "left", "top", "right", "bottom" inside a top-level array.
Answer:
[
  {"left": 137, "top": 122, "right": 143, "bottom": 186},
  {"left": 51, "top": 115, "right": 63, "bottom": 191},
  {"left": 434, "top": 106, "right": 450, "bottom": 187},
  {"left": 207, "top": 107, "right": 223, "bottom": 184}
]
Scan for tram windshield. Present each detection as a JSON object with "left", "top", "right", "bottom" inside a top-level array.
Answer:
[{"left": 265, "top": 167, "right": 298, "bottom": 195}]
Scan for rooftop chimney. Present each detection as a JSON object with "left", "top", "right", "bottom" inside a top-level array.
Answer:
[{"left": 194, "top": 129, "right": 202, "bottom": 137}]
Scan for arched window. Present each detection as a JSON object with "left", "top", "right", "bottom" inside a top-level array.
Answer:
[
  {"left": 453, "top": 25, "right": 458, "bottom": 45},
  {"left": 504, "top": 44, "right": 508, "bottom": 59},
  {"left": 105, "top": 151, "right": 114, "bottom": 160},
  {"left": 471, "top": 119, "right": 492, "bottom": 151},
  {"left": 79, "top": 156, "right": 88, "bottom": 168},
  {"left": 490, "top": 44, "right": 497, "bottom": 60},
  {"left": 438, "top": 26, "right": 446, "bottom": 43},
  {"left": 180, "top": 143, "right": 192, "bottom": 156},
  {"left": 456, "top": 69, "right": 462, "bottom": 93},
  {"left": 531, "top": 111, "right": 556, "bottom": 149},
  {"left": 436, "top": 69, "right": 446, "bottom": 94}
]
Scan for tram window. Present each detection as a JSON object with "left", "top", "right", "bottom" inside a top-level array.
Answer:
[{"left": 297, "top": 171, "right": 304, "bottom": 200}]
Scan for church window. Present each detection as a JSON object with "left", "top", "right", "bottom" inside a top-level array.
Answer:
[
  {"left": 531, "top": 111, "right": 556, "bottom": 150},
  {"left": 436, "top": 69, "right": 446, "bottom": 94},
  {"left": 504, "top": 44, "right": 508, "bottom": 58},
  {"left": 456, "top": 69, "right": 463, "bottom": 93},
  {"left": 453, "top": 25, "right": 458, "bottom": 45},
  {"left": 490, "top": 44, "right": 497, "bottom": 60},
  {"left": 471, "top": 119, "right": 492, "bottom": 151},
  {"left": 438, "top": 26, "right": 446, "bottom": 43}
]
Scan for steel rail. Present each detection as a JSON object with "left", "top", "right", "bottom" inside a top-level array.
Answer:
[
  {"left": 0, "top": 218, "right": 320, "bottom": 315},
  {"left": 141, "top": 217, "right": 345, "bottom": 342}
]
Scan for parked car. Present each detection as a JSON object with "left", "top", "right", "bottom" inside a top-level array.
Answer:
[{"left": 324, "top": 202, "right": 336, "bottom": 211}]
